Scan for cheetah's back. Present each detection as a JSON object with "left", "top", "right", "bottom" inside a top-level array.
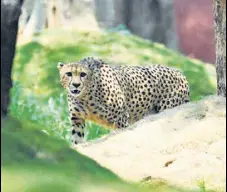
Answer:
[{"left": 115, "top": 65, "right": 190, "bottom": 123}]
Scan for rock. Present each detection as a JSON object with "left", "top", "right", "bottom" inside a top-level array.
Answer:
[{"left": 76, "top": 96, "right": 226, "bottom": 191}]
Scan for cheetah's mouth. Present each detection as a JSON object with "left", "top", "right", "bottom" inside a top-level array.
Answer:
[{"left": 71, "top": 90, "right": 81, "bottom": 94}]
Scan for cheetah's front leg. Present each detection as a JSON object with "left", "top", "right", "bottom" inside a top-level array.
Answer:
[{"left": 70, "top": 114, "right": 85, "bottom": 145}]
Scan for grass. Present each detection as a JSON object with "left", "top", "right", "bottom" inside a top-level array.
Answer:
[
  {"left": 10, "top": 28, "right": 217, "bottom": 142},
  {"left": 2, "top": 117, "right": 199, "bottom": 192},
  {"left": 1, "top": 117, "right": 141, "bottom": 192}
]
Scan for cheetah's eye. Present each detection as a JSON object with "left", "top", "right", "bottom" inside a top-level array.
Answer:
[
  {"left": 80, "top": 72, "right": 87, "bottom": 77},
  {"left": 66, "top": 72, "right": 72, "bottom": 77}
]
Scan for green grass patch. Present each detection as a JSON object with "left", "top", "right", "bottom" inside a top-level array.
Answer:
[
  {"left": 2, "top": 117, "right": 199, "bottom": 192},
  {"left": 1, "top": 117, "right": 140, "bottom": 192}
]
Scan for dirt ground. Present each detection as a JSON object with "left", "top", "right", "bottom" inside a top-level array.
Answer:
[{"left": 76, "top": 96, "right": 226, "bottom": 191}]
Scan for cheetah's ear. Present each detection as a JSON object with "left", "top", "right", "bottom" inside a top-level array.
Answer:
[
  {"left": 86, "top": 57, "right": 104, "bottom": 70},
  {"left": 89, "top": 59, "right": 102, "bottom": 70},
  {"left": 57, "top": 62, "right": 64, "bottom": 69},
  {"left": 78, "top": 57, "right": 104, "bottom": 71}
]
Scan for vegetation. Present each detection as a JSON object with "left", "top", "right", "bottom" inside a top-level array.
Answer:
[
  {"left": 1, "top": 117, "right": 143, "bottom": 192},
  {"left": 3, "top": 116, "right": 203, "bottom": 192}
]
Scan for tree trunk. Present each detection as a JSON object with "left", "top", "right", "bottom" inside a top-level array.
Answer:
[
  {"left": 94, "top": 0, "right": 126, "bottom": 28},
  {"left": 18, "top": 0, "right": 35, "bottom": 35},
  {"left": 46, "top": 0, "right": 62, "bottom": 28},
  {"left": 213, "top": 0, "right": 226, "bottom": 97},
  {"left": 94, "top": 0, "right": 178, "bottom": 50},
  {"left": 126, "top": 0, "right": 178, "bottom": 50},
  {"left": 1, "top": 0, "right": 23, "bottom": 119},
  {"left": 127, "top": 0, "right": 164, "bottom": 42},
  {"left": 23, "top": 0, "right": 46, "bottom": 37},
  {"left": 159, "top": 0, "right": 178, "bottom": 51}
]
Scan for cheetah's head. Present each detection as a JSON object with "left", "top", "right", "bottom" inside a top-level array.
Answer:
[{"left": 57, "top": 62, "right": 92, "bottom": 98}]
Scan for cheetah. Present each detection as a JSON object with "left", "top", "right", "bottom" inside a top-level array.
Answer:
[{"left": 58, "top": 57, "right": 190, "bottom": 144}]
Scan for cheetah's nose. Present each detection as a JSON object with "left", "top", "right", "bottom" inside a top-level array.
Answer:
[{"left": 72, "top": 83, "right": 81, "bottom": 88}]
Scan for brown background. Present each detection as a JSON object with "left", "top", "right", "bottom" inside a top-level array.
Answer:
[{"left": 174, "top": 0, "right": 215, "bottom": 64}]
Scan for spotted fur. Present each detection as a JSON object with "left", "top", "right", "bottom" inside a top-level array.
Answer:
[{"left": 58, "top": 57, "right": 190, "bottom": 145}]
